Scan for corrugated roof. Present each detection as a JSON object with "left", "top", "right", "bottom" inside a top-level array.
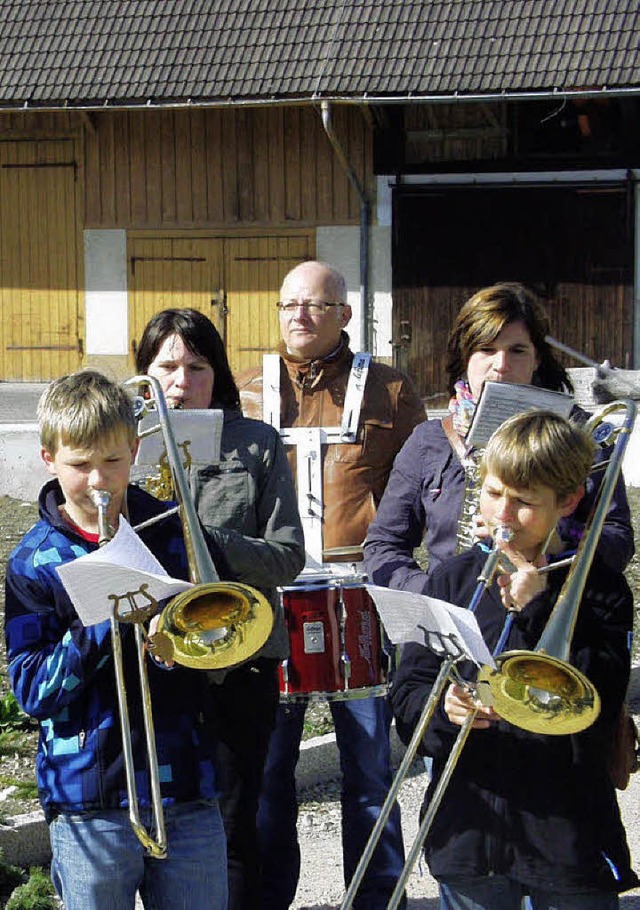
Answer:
[{"left": 0, "top": 0, "right": 637, "bottom": 109}]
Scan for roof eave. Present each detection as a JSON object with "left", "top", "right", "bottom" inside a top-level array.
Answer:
[{"left": 2, "top": 83, "right": 640, "bottom": 114}]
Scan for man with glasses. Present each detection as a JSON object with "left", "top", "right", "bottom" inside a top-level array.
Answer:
[{"left": 238, "top": 260, "right": 425, "bottom": 909}]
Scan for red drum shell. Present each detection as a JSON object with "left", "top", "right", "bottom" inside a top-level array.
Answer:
[{"left": 278, "top": 578, "right": 387, "bottom": 702}]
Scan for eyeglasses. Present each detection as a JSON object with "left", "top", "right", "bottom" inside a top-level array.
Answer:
[{"left": 276, "top": 300, "right": 345, "bottom": 315}]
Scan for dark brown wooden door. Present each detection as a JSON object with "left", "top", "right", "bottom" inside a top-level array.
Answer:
[{"left": 392, "top": 183, "right": 634, "bottom": 406}]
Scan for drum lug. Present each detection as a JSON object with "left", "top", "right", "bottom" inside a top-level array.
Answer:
[
  {"left": 337, "top": 587, "right": 352, "bottom": 691},
  {"left": 340, "top": 653, "right": 352, "bottom": 690},
  {"left": 281, "top": 658, "right": 290, "bottom": 698},
  {"left": 382, "top": 643, "right": 393, "bottom": 679}
]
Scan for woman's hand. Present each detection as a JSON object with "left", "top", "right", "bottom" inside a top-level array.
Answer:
[
  {"left": 471, "top": 513, "right": 490, "bottom": 542},
  {"left": 444, "top": 682, "right": 497, "bottom": 729}
]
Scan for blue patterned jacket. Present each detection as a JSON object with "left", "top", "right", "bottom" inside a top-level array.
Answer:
[{"left": 4, "top": 480, "right": 217, "bottom": 823}]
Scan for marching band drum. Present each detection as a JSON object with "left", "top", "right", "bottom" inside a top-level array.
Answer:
[{"left": 277, "top": 573, "right": 389, "bottom": 702}]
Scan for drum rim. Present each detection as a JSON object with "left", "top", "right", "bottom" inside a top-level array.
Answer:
[
  {"left": 278, "top": 575, "right": 368, "bottom": 593},
  {"left": 278, "top": 683, "right": 389, "bottom": 704}
]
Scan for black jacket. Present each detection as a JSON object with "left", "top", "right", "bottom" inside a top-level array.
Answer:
[{"left": 390, "top": 544, "right": 638, "bottom": 894}]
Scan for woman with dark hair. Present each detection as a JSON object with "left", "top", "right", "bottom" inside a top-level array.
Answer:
[
  {"left": 136, "top": 308, "right": 305, "bottom": 910},
  {"left": 363, "top": 282, "right": 633, "bottom": 590},
  {"left": 135, "top": 307, "right": 242, "bottom": 410}
]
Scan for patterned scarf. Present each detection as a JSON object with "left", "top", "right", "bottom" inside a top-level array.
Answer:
[{"left": 448, "top": 378, "right": 477, "bottom": 437}]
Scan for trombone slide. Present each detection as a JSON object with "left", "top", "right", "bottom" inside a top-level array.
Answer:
[
  {"left": 91, "top": 489, "right": 167, "bottom": 859},
  {"left": 340, "top": 531, "right": 510, "bottom": 910}
]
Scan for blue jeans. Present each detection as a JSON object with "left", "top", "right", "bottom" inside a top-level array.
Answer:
[
  {"left": 49, "top": 799, "right": 228, "bottom": 910},
  {"left": 257, "top": 696, "right": 405, "bottom": 910},
  {"left": 439, "top": 875, "right": 619, "bottom": 910}
]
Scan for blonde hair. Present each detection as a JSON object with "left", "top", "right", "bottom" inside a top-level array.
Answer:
[
  {"left": 479, "top": 410, "right": 595, "bottom": 500},
  {"left": 38, "top": 370, "right": 136, "bottom": 455}
]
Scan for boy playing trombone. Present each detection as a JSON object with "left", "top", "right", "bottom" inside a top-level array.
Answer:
[
  {"left": 390, "top": 410, "right": 637, "bottom": 909},
  {"left": 4, "top": 371, "right": 228, "bottom": 910}
]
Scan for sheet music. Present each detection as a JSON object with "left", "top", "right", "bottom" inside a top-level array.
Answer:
[
  {"left": 135, "top": 408, "right": 224, "bottom": 466},
  {"left": 366, "top": 585, "right": 495, "bottom": 668},
  {"left": 465, "top": 382, "right": 573, "bottom": 448},
  {"left": 56, "top": 517, "right": 192, "bottom": 626}
]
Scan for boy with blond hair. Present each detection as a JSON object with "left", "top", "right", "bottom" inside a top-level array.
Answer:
[
  {"left": 391, "top": 410, "right": 637, "bottom": 909},
  {"left": 5, "top": 370, "right": 227, "bottom": 910}
]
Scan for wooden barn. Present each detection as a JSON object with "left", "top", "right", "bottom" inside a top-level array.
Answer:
[{"left": 0, "top": 0, "right": 638, "bottom": 405}]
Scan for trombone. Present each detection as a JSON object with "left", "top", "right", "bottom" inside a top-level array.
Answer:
[
  {"left": 92, "top": 375, "right": 275, "bottom": 858},
  {"left": 340, "top": 528, "right": 514, "bottom": 910},
  {"left": 342, "top": 397, "right": 636, "bottom": 909}
]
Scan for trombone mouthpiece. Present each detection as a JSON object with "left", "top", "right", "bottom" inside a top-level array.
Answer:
[
  {"left": 494, "top": 525, "right": 514, "bottom": 545},
  {"left": 89, "top": 489, "right": 112, "bottom": 510}
]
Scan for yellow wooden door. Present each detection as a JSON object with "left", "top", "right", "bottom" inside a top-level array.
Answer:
[
  {"left": 128, "top": 237, "right": 225, "bottom": 367},
  {"left": 224, "top": 233, "right": 313, "bottom": 373},
  {"left": 0, "top": 140, "right": 82, "bottom": 380},
  {"left": 128, "top": 232, "right": 313, "bottom": 375}
]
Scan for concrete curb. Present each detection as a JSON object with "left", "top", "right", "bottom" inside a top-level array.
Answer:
[
  {"left": 0, "top": 810, "right": 51, "bottom": 867},
  {"left": 0, "top": 424, "right": 47, "bottom": 501},
  {"left": 0, "top": 729, "right": 406, "bottom": 868}
]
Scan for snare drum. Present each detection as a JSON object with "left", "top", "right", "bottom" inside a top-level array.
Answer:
[{"left": 278, "top": 575, "right": 388, "bottom": 702}]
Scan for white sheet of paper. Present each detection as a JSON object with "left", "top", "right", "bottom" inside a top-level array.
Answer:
[
  {"left": 56, "top": 517, "right": 192, "bottom": 626},
  {"left": 465, "top": 381, "right": 573, "bottom": 448},
  {"left": 366, "top": 585, "right": 496, "bottom": 668}
]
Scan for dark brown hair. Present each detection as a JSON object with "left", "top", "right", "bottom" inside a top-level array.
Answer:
[
  {"left": 135, "top": 308, "right": 240, "bottom": 410},
  {"left": 446, "top": 282, "right": 572, "bottom": 396}
]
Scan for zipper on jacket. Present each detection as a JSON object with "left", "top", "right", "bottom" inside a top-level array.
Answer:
[{"left": 79, "top": 730, "right": 86, "bottom": 749}]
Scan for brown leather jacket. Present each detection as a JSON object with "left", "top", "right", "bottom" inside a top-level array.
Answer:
[{"left": 237, "top": 333, "right": 426, "bottom": 561}]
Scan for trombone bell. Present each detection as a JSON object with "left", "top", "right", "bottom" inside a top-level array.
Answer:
[
  {"left": 154, "top": 582, "right": 273, "bottom": 670},
  {"left": 477, "top": 652, "right": 600, "bottom": 735}
]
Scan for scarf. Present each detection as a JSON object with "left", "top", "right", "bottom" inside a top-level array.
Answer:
[{"left": 448, "top": 378, "right": 477, "bottom": 437}]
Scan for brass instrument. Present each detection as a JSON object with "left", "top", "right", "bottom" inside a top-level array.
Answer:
[
  {"left": 91, "top": 488, "right": 168, "bottom": 859},
  {"left": 341, "top": 527, "right": 514, "bottom": 910},
  {"left": 126, "top": 374, "right": 273, "bottom": 670},
  {"left": 478, "top": 398, "right": 636, "bottom": 734},
  {"left": 91, "top": 375, "right": 275, "bottom": 857},
  {"left": 342, "top": 398, "right": 636, "bottom": 909},
  {"left": 456, "top": 448, "right": 483, "bottom": 553}
]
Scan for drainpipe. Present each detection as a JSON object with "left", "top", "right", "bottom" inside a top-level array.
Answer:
[{"left": 320, "top": 100, "right": 370, "bottom": 353}]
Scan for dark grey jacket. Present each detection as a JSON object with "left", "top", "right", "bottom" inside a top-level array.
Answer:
[{"left": 187, "top": 408, "right": 305, "bottom": 673}]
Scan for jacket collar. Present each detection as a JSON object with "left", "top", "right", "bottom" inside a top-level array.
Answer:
[{"left": 280, "top": 332, "right": 352, "bottom": 384}]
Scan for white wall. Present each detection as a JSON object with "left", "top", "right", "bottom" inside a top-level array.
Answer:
[
  {"left": 316, "top": 219, "right": 393, "bottom": 359},
  {"left": 84, "top": 229, "right": 129, "bottom": 358}
]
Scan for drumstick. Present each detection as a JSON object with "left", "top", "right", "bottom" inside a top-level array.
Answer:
[{"left": 322, "top": 545, "right": 364, "bottom": 560}]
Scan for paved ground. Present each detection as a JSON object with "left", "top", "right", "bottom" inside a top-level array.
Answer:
[{"left": 0, "top": 382, "right": 47, "bottom": 423}]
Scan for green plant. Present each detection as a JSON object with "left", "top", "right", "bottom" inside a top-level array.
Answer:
[
  {"left": 0, "top": 690, "right": 35, "bottom": 760},
  {"left": 0, "top": 692, "right": 23, "bottom": 731},
  {"left": 5, "top": 867, "right": 57, "bottom": 910},
  {"left": 0, "top": 778, "right": 38, "bottom": 801},
  {"left": 0, "top": 849, "right": 24, "bottom": 896}
]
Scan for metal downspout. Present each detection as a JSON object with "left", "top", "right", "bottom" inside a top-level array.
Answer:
[{"left": 320, "top": 100, "right": 370, "bottom": 353}]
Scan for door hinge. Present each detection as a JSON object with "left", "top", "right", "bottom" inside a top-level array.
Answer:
[{"left": 211, "top": 289, "right": 228, "bottom": 316}]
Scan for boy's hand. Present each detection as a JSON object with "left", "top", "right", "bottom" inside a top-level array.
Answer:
[
  {"left": 146, "top": 615, "right": 176, "bottom": 667},
  {"left": 496, "top": 542, "right": 547, "bottom": 612},
  {"left": 444, "top": 682, "right": 497, "bottom": 729}
]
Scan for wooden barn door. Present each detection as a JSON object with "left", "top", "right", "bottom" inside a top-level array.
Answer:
[
  {"left": 224, "top": 233, "right": 313, "bottom": 373},
  {"left": 0, "top": 140, "right": 82, "bottom": 380},
  {"left": 393, "top": 184, "right": 634, "bottom": 407},
  {"left": 128, "top": 232, "right": 313, "bottom": 375},
  {"left": 128, "top": 237, "right": 225, "bottom": 365}
]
